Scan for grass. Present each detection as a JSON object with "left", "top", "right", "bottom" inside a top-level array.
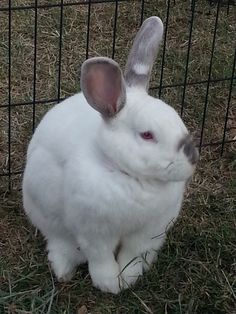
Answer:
[{"left": 0, "top": 0, "right": 236, "bottom": 313}]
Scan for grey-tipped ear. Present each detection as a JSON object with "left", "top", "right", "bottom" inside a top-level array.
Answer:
[
  {"left": 124, "top": 16, "right": 163, "bottom": 91},
  {"left": 81, "top": 57, "right": 126, "bottom": 117}
]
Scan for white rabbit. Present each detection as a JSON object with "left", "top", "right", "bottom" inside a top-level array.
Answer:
[{"left": 22, "top": 16, "right": 198, "bottom": 294}]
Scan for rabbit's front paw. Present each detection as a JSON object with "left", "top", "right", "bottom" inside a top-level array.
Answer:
[
  {"left": 48, "top": 250, "right": 77, "bottom": 282},
  {"left": 47, "top": 238, "right": 85, "bottom": 282},
  {"left": 119, "top": 254, "right": 143, "bottom": 288},
  {"left": 89, "top": 260, "right": 122, "bottom": 294}
]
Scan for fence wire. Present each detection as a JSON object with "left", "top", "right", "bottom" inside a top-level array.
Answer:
[{"left": 0, "top": 0, "right": 235, "bottom": 187}]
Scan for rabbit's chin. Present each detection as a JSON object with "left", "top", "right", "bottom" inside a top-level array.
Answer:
[
  {"left": 158, "top": 168, "right": 195, "bottom": 183},
  {"left": 100, "top": 151, "right": 195, "bottom": 184},
  {"left": 156, "top": 162, "right": 196, "bottom": 183}
]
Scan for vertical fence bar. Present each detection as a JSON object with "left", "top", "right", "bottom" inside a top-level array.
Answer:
[
  {"left": 140, "top": 0, "right": 145, "bottom": 26},
  {"left": 220, "top": 47, "right": 236, "bottom": 156},
  {"left": 111, "top": 0, "right": 118, "bottom": 59},
  {"left": 57, "top": 0, "right": 64, "bottom": 102},
  {"left": 180, "top": 0, "right": 196, "bottom": 117},
  {"left": 227, "top": 0, "right": 230, "bottom": 15},
  {"left": 159, "top": 0, "right": 171, "bottom": 98},
  {"left": 198, "top": 0, "right": 221, "bottom": 152},
  {"left": 32, "top": 0, "right": 38, "bottom": 132},
  {"left": 8, "top": 0, "right": 12, "bottom": 189},
  {"left": 86, "top": 0, "right": 91, "bottom": 60}
]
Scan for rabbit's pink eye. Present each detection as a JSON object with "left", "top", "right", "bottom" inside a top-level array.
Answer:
[{"left": 140, "top": 131, "right": 154, "bottom": 140}]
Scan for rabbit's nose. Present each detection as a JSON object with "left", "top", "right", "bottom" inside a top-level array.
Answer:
[{"left": 178, "top": 135, "right": 199, "bottom": 165}]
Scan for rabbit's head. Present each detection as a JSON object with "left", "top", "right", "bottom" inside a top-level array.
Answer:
[{"left": 81, "top": 17, "right": 198, "bottom": 182}]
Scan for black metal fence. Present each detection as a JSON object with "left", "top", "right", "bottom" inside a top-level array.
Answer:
[{"left": 0, "top": 0, "right": 235, "bottom": 189}]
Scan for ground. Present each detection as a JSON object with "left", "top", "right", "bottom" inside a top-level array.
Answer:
[{"left": 0, "top": 0, "right": 235, "bottom": 313}]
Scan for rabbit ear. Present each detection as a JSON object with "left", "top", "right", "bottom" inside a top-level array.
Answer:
[
  {"left": 81, "top": 57, "right": 126, "bottom": 117},
  {"left": 124, "top": 16, "right": 163, "bottom": 91}
]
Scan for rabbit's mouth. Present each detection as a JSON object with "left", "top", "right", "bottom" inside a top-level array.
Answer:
[{"left": 165, "top": 161, "right": 174, "bottom": 169}]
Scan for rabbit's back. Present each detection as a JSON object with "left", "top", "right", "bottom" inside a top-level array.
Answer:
[
  {"left": 27, "top": 92, "right": 100, "bottom": 163},
  {"left": 23, "top": 92, "right": 101, "bottom": 235}
]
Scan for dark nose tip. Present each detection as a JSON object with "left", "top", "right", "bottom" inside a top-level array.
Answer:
[
  {"left": 183, "top": 138, "right": 199, "bottom": 165},
  {"left": 178, "top": 135, "right": 199, "bottom": 165}
]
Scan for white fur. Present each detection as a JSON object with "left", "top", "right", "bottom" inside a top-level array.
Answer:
[
  {"left": 23, "top": 17, "right": 197, "bottom": 294},
  {"left": 133, "top": 63, "right": 149, "bottom": 75}
]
